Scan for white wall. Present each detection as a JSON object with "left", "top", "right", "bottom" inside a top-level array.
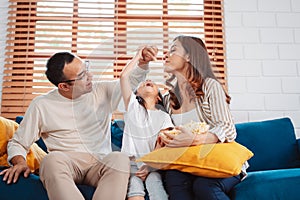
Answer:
[
  {"left": 0, "top": 1, "right": 8, "bottom": 107},
  {"left": 224, "top": 0, "right": 300, "bottom": 137},
  {"left": 0, "top": 0, "right": 299, "bottom": 136}
]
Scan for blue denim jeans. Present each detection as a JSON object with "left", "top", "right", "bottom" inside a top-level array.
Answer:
[{"left": 164, "top": 170, "right": 241, "bottom": 200}]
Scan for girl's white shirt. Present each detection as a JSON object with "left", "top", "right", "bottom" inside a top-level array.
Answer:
[{"left": 121, "top": 92, "right": 174, "bottom": 167}]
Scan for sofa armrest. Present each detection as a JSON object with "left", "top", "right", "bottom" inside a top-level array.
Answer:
[{"left": 293, "top": 138, "right": 300, "bottom": 167}]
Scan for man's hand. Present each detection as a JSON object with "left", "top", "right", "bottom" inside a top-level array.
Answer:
[{"left": 0, "top": 155, "right": 31, "bottom": 184}]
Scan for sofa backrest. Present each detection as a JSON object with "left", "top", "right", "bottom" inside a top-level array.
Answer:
[
  {"left": 235, "top": 117, "right": 300, "bottom": 172},
  {"left": 111, "top": 119, "right": 124, "bottom": 151}
]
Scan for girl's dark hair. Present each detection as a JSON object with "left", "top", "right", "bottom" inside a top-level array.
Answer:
[
  {"left": 134, "top": 90, "right": 167, "bottom": 115},
  {"left": 155, "top": 92, "right": 167, "bottom": 112},
  {"left": 165, "top": 35, "right": 231, "bottom": 110},
  {"left": 45, "top": 52, "right": 75, "bottom": 86}
]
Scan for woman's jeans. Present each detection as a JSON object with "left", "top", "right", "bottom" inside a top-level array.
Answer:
[{"left": 165, "top": 170, "right": 241, "bottom": 200}]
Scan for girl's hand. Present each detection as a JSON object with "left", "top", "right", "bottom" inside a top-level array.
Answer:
[
  {"left": 155, "top": 135, "right": 166, "bottom": 149},
  {"left": 138, "top": 46, "right": 158, "bottom": 67},
  {"left": 133, "top": 47, "right": 144, "bottom": 61},
  {"left": 135, "top": 165, "right": 149, "bottom": 181}
]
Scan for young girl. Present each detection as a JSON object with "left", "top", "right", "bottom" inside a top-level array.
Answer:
[{"left": 120, "top": 47, "right": 173, "bottom": 200}]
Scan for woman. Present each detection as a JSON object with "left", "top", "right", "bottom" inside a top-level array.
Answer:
[{"left": 159, "top": 35, "right": 244, "bottom": 200}]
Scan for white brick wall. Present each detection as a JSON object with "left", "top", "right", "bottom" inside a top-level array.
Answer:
[
  {"left": 0, "top": 0, "right": 299, "bottom": 137},
  {"left": 225, "top": 0, "right": 300, "bottom": 137},
  {"left": 0, "top": 1, "right": 8, "bottom": 107}
]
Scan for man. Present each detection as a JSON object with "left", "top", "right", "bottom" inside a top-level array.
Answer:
[{"left": 0, "top": 48, "right": 157, "bottom": 200}]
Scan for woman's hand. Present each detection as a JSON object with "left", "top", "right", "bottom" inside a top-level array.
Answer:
[
  {"left": 160, "top": 126, "right": 219, "bottom": 147},
  {"left": 160, "top": 126, "right": 195, "bottom": 147},
  {"left": 135, "top": 165, "right": 149, "bottom": 181}
]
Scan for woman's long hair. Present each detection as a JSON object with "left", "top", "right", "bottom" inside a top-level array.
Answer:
[{"left": 165, "top": 35, "right": 231, "bottom": 110}]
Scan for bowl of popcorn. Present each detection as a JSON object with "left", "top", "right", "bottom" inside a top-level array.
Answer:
[
  {"left": 183, "top": 120, "right": 210, "bottom": 135},
  {"left": 160, "top": 121, "right": 209, "bottom": 139}
]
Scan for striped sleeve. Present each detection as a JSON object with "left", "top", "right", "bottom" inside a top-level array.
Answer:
[
  {"left": 162, "top": 92, "right": 172, "bottom": 115},
  {"left": 205, "top": 79, "right": 236, "bottom": 142}
]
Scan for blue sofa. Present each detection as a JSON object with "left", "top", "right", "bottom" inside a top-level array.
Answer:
[
  {"left": 231, "top": 117, "right": 300, "bottom": 200},
  {"left": 1, "top": 117, "right": 300, "bottom": 199}
]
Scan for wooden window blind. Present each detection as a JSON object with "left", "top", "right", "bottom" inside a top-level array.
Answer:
[{"left": 1, "top": 0, "right": 226, "bottom": 119}]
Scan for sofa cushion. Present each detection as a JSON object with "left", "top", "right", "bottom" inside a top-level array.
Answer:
[
  {"left": 77, "top": 185, "right": 96, "bottom": 200},
  {"left": 0, "top": 117, "right": 19, "bottom": 164},
  {"left": 0, "top": 172, "right": 49, "bottom": 200},
  {"left": 235, "top": 117, "right": 300, "bottom": 172},
  {"left": 137, "top": 142, "right": 253, "bottom": 178},
  {"left": 0, "top": 169, "right": 95, "bottom": 200},
  {"left": 0, "top": 117, "right": 47, "bottom": 172},
  {"left": 230, "top": 168, "right": 300, "bottom": 200}
]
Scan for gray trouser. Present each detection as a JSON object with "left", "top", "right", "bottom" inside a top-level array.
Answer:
[{"left": 128, "top": 162, "right": 168, "bottom": 200}]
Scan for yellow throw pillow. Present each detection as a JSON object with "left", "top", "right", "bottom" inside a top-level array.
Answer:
[
  {"left": 137, "top": 141, "right": 253, "bottom": 178},
  {"left": 0, "top": 117, "right": 47, "bottom": 173}
]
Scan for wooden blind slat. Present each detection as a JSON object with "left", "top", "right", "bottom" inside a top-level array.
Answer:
[
  {"left": 1, "top": 0, "right": 226, "bottom": 120},
  {"left": 2, "top": 82, "right": 53, "bottom": 87},
  {"left": 8, "top": 17, "right": 224, "bottom": 23}
]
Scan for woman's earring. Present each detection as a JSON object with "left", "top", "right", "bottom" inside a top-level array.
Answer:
[{"left": 185, "top": 55, "right": 190, "bottom": 63}]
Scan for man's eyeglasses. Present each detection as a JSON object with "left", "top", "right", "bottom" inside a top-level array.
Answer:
[{"left": 61, "top": 61, "right": 90, "bottom": 83}]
